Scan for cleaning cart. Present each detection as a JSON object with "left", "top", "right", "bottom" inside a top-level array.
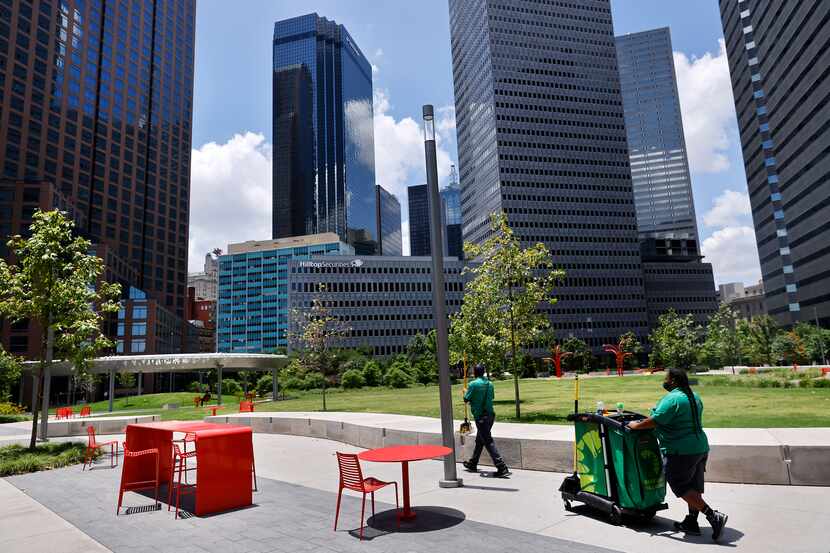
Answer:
[{"left": 559, "top": 410, "right": 668, "bottom": 524}]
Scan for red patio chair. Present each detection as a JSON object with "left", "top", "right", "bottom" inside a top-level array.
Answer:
[
  {"left": 334, "top": 452, "right": 399, "bottom": 540},
  {"left": 83, "top": 426, "right": 119, "bottom": 470},
  {"left": 117, "top": 443, "right": 159, "bottom": 515},
  {"left": 239, "top": 400, "right": 254, "bottom": 413},
  {"left": 79, "top": 405, "right": 91, "bottom": 417},
  {"left": 193, "top": 396, "right": 202, "bottom": 407},
  {"left": 168, "top": 442, "right": 198, "bottom": 519}
]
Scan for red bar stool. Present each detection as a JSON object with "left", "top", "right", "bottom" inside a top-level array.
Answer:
[
  {"left": 168, "top": 442, "right": 198, "bottom": 519},
  {"left": 117, "top": 443, "right": 159, "bottom": 515},
  {"left": 84, "top": 426, "right": 119, "bottom": 470},
  {"left": 239, "top": 400, "right": 254, "bottom": 413},
  {"left": 334, "top": 452, "right": 399, "bottom": 540}
]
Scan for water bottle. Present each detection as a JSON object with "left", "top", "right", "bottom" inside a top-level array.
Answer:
[
  {"left": 616, "top": 402, "right": 624, "bottom": 415},
  {"left": 596, "top": 401, "right": 604, "bottom": 414}
]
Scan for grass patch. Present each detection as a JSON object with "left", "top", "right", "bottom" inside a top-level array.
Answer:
[
  {"left": 0, "top": 415, "right": 30, "bottom": 424},
  {"left": 0, "top": 442, "right": 93, "bottom": 476}
]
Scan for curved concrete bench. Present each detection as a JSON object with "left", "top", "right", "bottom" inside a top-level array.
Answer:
[
  {"left": 45, "top": 414, "right": 160, "bottom": 437},
  {"left": 204, "top": 412, "right": 830, "bottom": 486}
]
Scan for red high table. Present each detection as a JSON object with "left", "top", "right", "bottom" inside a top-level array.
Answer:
[
  {"left": 124, "top": 421, "right": 254, "bottom": 516},
  {"left": 358, "top": 444, "right": 452, "bottom": 520}
]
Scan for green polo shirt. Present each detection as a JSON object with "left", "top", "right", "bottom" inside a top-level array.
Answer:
[
  {"left": 464, "top": 377, "right": 495, "bottom": 419},
  {"left": 651, "top": 388, "right": 710, "bottom": 456}
]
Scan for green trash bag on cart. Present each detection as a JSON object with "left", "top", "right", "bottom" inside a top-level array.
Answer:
[{"left": 608, "top": 426, "right": 666, "bottom": 510}]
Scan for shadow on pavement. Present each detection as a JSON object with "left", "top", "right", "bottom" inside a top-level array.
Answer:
[
  {"left": 461, "top": 484, "right": 520, "bottom": 492},
  {"left": 350, "top": 506, "right": 467, "bottom": 540}
]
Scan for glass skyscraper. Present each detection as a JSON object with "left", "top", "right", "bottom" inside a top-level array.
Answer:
[
  {"left": 375, "top": 184, "right": 402, "bottom": 256},
  {"left": 449, "top": 0, "right": 649, "bottom": 349},
  {"left": 441, "top": 165, "right": 463, "bottom": 259},
  {"left": 616, "top": 28, "right": 699, "bottom": 247},
  {"left": 407, "top": 183, "right": 430, "bottom": 257},
  {"left": 272, "top": 13, "right": 377, "bottom": 254},
  {"left": 719, "top": 0, "right": 830, "bottom": 327},
  {"left": 0, "top": 1, "right": 196, "bottom": 318}
]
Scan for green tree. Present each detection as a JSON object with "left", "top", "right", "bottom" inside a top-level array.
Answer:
[
  {"left": 115, "top": 371, "right": 136, "bottom": 405},
  {"left": 772, "top": 331, "right": 808, "bottom": 366},
  {"left": 793, "top": 322, "right": 830, "bottom": 364},
  {"left": 290, "top": 284, "right": 350, "bottom": 411},
  {"left": 618, "top": 331, "right": 643, "bottom": 370},
  {"left": 742, "top": 315, "right": 779, "bottom": 366},
  {"left": 701, "top": 304, "right": 743, "bottom": 370},
  {"left": 649, "top": 310, "right": 699, "bottom": 370},
  {"left": 451, "top": 213, "right": 564, "bottom": 419},
  {"left": 0, "top": 210, "right": 120, "bottom": 449},
  {"left": 0, "top": 346, "right": 22, "bottom": 402},
  {"left": 561, "top": 336, "right": 593, "bottom": 373}
]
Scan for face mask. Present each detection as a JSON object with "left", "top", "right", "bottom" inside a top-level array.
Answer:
[{"left": 662, "top": 381, "right": 675, "bottom": 392}]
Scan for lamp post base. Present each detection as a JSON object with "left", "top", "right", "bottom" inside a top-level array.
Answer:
[{"left": 439, "top": 478, "right": 464, "bottom": 488}]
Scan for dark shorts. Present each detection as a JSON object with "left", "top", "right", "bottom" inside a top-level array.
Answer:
[{"left": 664, "top": 453, "right": 707, "bottom": 497}]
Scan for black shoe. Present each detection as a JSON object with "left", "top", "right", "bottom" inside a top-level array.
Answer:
[
  {"left": 707, "top": 510, "right": 728, "bottom": 542},
  {"left": 673, "top": 515, "right": 702, "bottom": 536},
  {"left": 463, "top": 460, "right": 478, "bottom": 472},
  {"left": 492, "top": 465, "right": 512, "bottom": 478}
]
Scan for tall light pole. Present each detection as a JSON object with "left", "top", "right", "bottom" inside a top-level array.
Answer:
[{"left": 424, "top": 105, "right": 462, "bottom": 488}]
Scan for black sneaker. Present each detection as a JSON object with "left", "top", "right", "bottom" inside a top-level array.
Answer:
[
  {"left": 463, "top": 460, "right": 478, "bottom": 472},
  {"left": 492, "top": 465, "right": 512, "bottom": 478},
  {"left": 707, "top": 511, "right": 728, "bottom": 542},
  {"left": 673, "top": 515, "right": 702, "bottom": 536}
]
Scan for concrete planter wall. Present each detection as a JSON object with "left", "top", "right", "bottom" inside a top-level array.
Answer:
[{"left": 45, "top": 414, "right": 160, "bottom": 437}]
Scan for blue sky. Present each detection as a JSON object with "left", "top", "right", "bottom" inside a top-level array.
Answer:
[{"left": 188, "top": 0, "right": 761, "bottom": 287}]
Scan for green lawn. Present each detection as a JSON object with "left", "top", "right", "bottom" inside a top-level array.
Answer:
[{"left": 62, "top": 375, "right": 830, "bottom": 427}]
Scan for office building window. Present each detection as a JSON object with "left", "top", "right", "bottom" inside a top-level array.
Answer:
[{"left": 130, "top": 339, "right": 146, "bottom": 352}]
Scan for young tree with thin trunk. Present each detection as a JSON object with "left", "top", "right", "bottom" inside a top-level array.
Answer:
[
  {"left": 0, "top": 210, "right": 120, "bottom": 449},
  {"left": 452, "top": 213, "right": 564, "bottom": 419}
]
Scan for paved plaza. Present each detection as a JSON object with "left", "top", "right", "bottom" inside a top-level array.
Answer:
[{"left": 1, "top": 431, "right": 828, "bottom": 553}]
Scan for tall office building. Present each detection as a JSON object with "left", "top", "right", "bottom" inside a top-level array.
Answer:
[
  {"left": 0, "top": 2, "right": 196, "bottom": 317},
  {"left": 616, "top": 28, "right": 699, "bottom": 246},
  {"left": 617, "top": 28, "right": 717, "bottom": 328},
  {"left": 719, "top": 0, "right": 830, "bottom": 327},
  {"left": 375, "top": 184, "right": 402, "bottom": 256},
  {"left": 449, "top": 0, "right": 649, "bottom": 349},
  {"left": 272, "top": 13, "right": 377, "bottom": 254},
  {"left": 442, "top": 165, "right": 463, "bottom": 259},
  {"left": 407, "top": 183, "right": 431, "bottom": 256}
]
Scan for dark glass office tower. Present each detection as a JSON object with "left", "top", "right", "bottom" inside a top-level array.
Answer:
[
  {"left": 272, "top": 13, "right": 377, "bottom": 254},
  {"left": 449, "top": 0, "right": 649, "bottom": 349},
  {"left": 441, "top": 164, "right": 463, "bottom": 259},
  {"left": 0, "top": 0, "right": 196, "bottom": 320},
  {"left": 616, "top": 28, "right": 717, "bottom": 328},
  {"left": 407, "top": 184, "right": 430, "bottom": 256},
  {"left": 616, "top": 28, "right": 699, "bottom": 246},
  {"left": 375, "top": 184, "right": 402, "bottom": 256},
  {"left": 719, "top": 0, "right": 830, "bottom": 327}
]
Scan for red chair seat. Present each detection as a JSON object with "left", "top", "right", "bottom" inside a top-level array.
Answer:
[{"left": 362, "top": 477, "right": 394, "bottom": 492}]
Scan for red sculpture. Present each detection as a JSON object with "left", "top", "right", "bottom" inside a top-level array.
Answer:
[
  {"left": 604, "top": 341, "right": 633, "bottom": 377},
  {"left": 544, "top": 344, "right": 572, "bottom": 378}
]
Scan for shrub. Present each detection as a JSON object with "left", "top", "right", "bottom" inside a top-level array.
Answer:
[
  {"left": 0, "top": 442, "right": 96, "bottom": 477},
  {"left": 341, "top": 369, "right": 365, "bottom": 389},
  {"left": 363, "top": 360, "right": 383, "bottom": 387},
  {"left": 384, "top": 366, "right": 413, "bottom": 389},
  {"left": 0, "top": 402, "right": 24, "bottom": 416},
  {"left": 302, "top": 372, "right": 327, "bottom": 390},
  {"left": 187, "top": 381, "right": 205, "bottom": 393},
  {"left": 280, "top": 375, "right": 305, "bottom": 391},
  {"left": 256, "top": 374, "right": 273, "bottom": 397},
  {"left": 220, "top": 379, "right": 241, "bottom": 395}
]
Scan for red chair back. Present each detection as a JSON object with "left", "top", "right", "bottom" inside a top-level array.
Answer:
[
  {"left": 80, "top": 406, "right": 91, "bottom": 417},
  {"left": 87, "top": 425, "right": 98, "bottom": 448},
  {"left": 239, "top": 401, "right": 254, "bottom": 412},
  {"left": 336, "top": 452, "right": 366, "bottom": 492}
]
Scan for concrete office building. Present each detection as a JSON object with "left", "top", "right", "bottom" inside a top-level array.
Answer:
[
  {"left": 719, "top": 0, "right": 830, "bottom": 327},
  {"left": 375, "top": 185, "right": 402, "bottom": 256},
  {"left": 216, "top": 233, "right": 352, "bottom": 353},
  {"left": 449, "top": 0, "right": 649, "bottom": 350},
  {"left": 616, "top": 28, "right": 717, "bottom": 327},
  {"left": 272, "top": 14, "right": 378, "bottom": 254},
  {"left": 187, "top": 251, "right": 220, "bottom": 301},
  {"left": 288, "top": 256, "right": 467, "bottom": 356},
  {"left": 0, "top": 0, "right": 197, "bottom": 362},
  {"left": 719, "top": 280, "right": 767, "bottom": 320}
]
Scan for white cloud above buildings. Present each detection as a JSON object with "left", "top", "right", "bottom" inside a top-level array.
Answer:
[
  {"left": 700, "top": 189, "right": 760, "bottom": 285},
  {"left": 673, "top": 40, "right": 737, "bottom": 174},
  {"left": 702, "top": 189, "right": 753, "bottom": 227}
]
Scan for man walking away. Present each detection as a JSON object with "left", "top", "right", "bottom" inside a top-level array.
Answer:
[{"left": 463, "top": 364, "right": 511, "bottom": 477}]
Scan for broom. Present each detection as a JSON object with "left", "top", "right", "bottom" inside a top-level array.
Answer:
[
  {"left": 459, "top": 353, "right": 472, "bottom": 434},
  {"left": 559, "top": 374, "right": 581, "bottom": 494}
]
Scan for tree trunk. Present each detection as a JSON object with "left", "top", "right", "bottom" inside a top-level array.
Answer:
[{"left": 28, "top": 367, "right": 41, "bottom": 450}]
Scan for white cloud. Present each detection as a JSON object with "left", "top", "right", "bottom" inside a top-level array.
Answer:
[
  {"left": 703, "top": 189, "right": 752, "bottom": 227},
  {"left": 701, "top": 226, "right": 761, "bottom": 285},
  {"left": 188, "top": 132, "right": 272, "bottom": 271},
  {"left": 674, "top": 40, "right": 737, "bottom": 174},
  {"left": 374, "top": 48, "right": 384, "bottom": 59},
  {"left": 401, "top": 219, "right": 410, "bottom": 256},
  {"left": 371, "top": 63, "right": 379, "bottom": 75}
]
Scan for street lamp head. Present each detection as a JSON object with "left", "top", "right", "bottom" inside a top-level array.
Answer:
[{"left": 422, "top": 104, "right": 435, "bottom": 142}]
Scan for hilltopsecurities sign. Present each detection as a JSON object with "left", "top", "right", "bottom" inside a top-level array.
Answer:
[{"left": 299, "top": 259, "right": 364, "bottom": 269}]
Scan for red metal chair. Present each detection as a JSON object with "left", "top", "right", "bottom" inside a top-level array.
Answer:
[
  {"left": 79, "top": 405, "right": 91, "bottom": 417},
  {"left": 117, "top": 443, "right": 160, "bottom": 515},
  {"left": 334, "top": 452, "right": 399, "bottom": 540},
  {"left": 239, "top": 401, "right": 254, "bottom": 413},
  {"left": 83, "top": 426, "right": 119, "bottom": 470},
  {"left": 193, "top": 396, "right": 202, "bottom": 407},
  {"left": 168, "top": 442, "right": 198, "bottom": 519}
]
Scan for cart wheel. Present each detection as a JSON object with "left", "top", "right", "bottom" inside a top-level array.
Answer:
[
  {"left": 638, "top": 510, "right": 656, "bottom": 522},
  {"left": 564, "top": 500, "right": 573, "bottom": 512},
  {"left": 609, "top": 505, "right": 623, "bottom": 526}
]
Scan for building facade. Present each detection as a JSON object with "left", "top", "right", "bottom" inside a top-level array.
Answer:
[
  {"left": 449, "top": 0, "right": 649, "bottom": 350},
  {"left": 0, "top": 0, "right": 196, "bottom": 322},
  {"left": 272, "top": 13, "right": 377, "bottom": 254},
  {"left": 288, "top": 256, "right": 467, "bottom": 356},
  {"left": 187, "top": 250, "right": 220, "bottom": 301},
  {"left": 441, "top": 165, "right": 464, "bottom": 259},
  {"left": 616, "top": 28, "right": 699, "bottom": 245},
  {"left": 719, "top": 280, "right": 767, "bottom": 320},
  {"left": 642, "top": 260, "right": 719, "bottom": 328},
  {"left": 216, "top": 233, "right": 352, "bottom": 353},
  {"left": 407, "top": 184, "right": 430, "bottom": 257},
  {"left": 375, "top": 184, "right": 402, "bottom": 256},
  {"left": 719, "top": 0, "right": 830, "bottom": 327}
]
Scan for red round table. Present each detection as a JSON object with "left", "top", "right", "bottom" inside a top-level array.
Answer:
[{"left": 358, "top": 444, "right": 452, "bottom": 520}]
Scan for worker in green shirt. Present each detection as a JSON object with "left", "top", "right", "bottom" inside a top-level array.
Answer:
[
  {"left": 628, "top": 368, "right": 728, "bottom": 542},
  {"left": 462, "top": 364, "right": 511, "bottom": 478}
]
